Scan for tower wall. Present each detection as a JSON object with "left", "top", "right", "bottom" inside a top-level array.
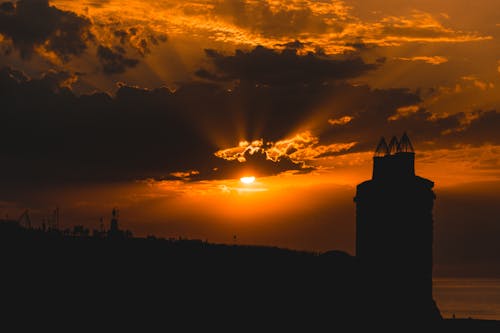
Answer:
[
  {"left": 355, "top": 136, "right": 439, "bottom": 320},
  {"left": 372, "top": 152, "right": 415, "bottom": 180}
]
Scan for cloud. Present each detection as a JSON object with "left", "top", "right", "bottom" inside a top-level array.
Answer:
[
  {"left": 168, "top": 170, "right": 200, "bottom": 181},
  {"left": 206, "top": 2, "right": 490, "bottom": 52},
  {"left": 461, "top": 75, "right": 494, "bottom": 91},
  {"left": 0, "top": 0, "right": 489, "bottom": 86},
  {"left": 50, "top": 1, "right": 490, "bottom": 59},
  {"left": 0, "top": 62, "right": 396, "bottom": 184},
  {"left": 212, "top": 132, "right": 354, "bottom": 171},
  {"left": 328, "top": 116, "right": 353, "bottom": 126},
  {"left": 211, "top": 0, "right": 335, "bottom": 37},
  {"left": 208, "top": 147, "right": 310, "bottom": 180},
  {"left": 110, "top": 27, "right": 167, "bottom": 57},
  {"left": 198, "top": 45, "right": 379, "bottom": 85},
  {"left": 388, "top": 105, "right": 419, "bottom": 121},
  {"left": 375, "top": 11, "right": 478, "bottom": 43},
  {"left": 275, "top": 40, "right": 308, "bottom": 50},
  {"left": 97, "top": 45, "right": 139, "bottom": 74},
  {"left": 1, "top": 58, "right": 499, "bottom": 185},
  {"left": 0, "top": 0, "right": 93, "bottom": 61},
  {"left": 452, "top": 110, "right": 500, "bottom": 145},
  {"left": 0, "top": 66, "right": 317, "bottom": 184},
  {"left": 0, "top": 1, "right": 167, "bottom": 74},
  {"left": 322, "top": 103, "right": 500, "bottom": 155},
  {"left": 396, "top": 56, "right": 448, "bottom": 65}
]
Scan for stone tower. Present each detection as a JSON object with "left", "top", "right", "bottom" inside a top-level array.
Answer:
[{"left": 354, "top": 133, "right": 441, "bottom": 320}]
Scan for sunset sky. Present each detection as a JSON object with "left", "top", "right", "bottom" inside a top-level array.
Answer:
[{"left": 1, "top": 0, "right": 499, "bottom": 276}]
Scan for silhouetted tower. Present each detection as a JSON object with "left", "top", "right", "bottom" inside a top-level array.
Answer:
[
  {"left": 110, "top": 208, "right": 119, "bottom": 233},
  {"left": 354, "top": 133, "right": 440, "bottom": 320}
]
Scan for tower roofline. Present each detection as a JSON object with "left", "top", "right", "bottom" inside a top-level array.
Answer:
[
  {"left": 373, "top": 132, "right": 415, "bottom": 156},
  {"left": 372, "top": 132, "right": 416, "bottom": 179}
]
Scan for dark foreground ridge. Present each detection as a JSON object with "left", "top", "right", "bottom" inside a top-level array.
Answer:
[{"left": 2, "top": 221, "right": 499, "bottom": 331}]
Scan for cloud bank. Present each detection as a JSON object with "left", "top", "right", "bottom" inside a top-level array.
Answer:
[{"left": 1, "top": 46, "right": 499, "bottom": 184}]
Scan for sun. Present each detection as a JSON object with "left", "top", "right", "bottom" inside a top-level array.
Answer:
[{"left": 240, "top": 176, "right": 256, "bottom": 184}]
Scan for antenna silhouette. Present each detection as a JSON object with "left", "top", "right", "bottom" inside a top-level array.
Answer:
[
  {"left": 397, "top": 132, "right": 414, "bottom": 153},
  {"left": 375, "top": 137, "right": 389, "bottom": 157},
  {"left": 374, "top": 133, "right": 415, "bottom": 156},
  {"left": 388, "top": 136, "right": 399, "bottom": 155}
]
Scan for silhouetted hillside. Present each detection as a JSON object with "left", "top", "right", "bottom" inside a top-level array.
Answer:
[{"left": 2, "top": 221, "right": 499, "bottom": 331}]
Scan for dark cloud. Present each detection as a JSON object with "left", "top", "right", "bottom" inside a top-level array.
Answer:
[
  {"left": 112, "top": 27, "right": 167, "bottom": 56},
  {"left": 114, "top": 29, "right": 128, "bottom": 45},
  {"left": 1, "top": 66, "right": 307, "bottom": 185},
  {"left": 198, "top": 46, "right": 378, "bottom": 85},
  {"left": 321, "top": 105, "right": 500, "bottom": 156},
  {"left": 212, "top": 0, "right": 333, "bottom": 37},
  {"left": 0, "top": 1, "right": 14, "bottom": 12},
  {"left": 275, "top": 40, "right": 307, "bottom": 50},
  {"left": 195, "top": 49, "right": 500, "bottom": 159},
  {"left": 194, "top": 68, "right": 229, "bottom": 82},
  {"left": 211, "top": 148, "right": 311, "bottom": 179},
  {"left": 0, "top": 0, "right": 93, "bottom": 61},
  {"left": 0, "top": 2, "right": 166, "bottom": 73},
  {"left": 1, "top": 52, "right": 499, "bottom": 186},
  {"left": 452, "top": 110, "right": 500, "bottom": 145},
  {"left": 97, "top": 45, "right": 139, "bottom": 74},
  {"left": 168, "top": 149, "right": 309, "bottom": 182},
  {"left": 0, "top": 66, "right": 202, "bottom": 184},
  {"left": 0, "top": 63, "right": 363, "bottom": 184}
]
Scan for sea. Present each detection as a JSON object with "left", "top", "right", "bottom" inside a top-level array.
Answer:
[{"left": 433, "top": 278, "right": 500, "bottom": 320}]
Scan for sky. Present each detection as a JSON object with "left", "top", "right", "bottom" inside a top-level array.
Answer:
[{"left": 0, "top": 0, "right": 499, "bottom": 277}]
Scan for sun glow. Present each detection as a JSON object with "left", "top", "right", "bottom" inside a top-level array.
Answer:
[{"left": 240, "top": 176, "right": 256, "bottom": 184}]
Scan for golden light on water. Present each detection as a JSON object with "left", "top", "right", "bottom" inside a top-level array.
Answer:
[{"left": 240, "top": 176, "right": 256, "bottom": 184}]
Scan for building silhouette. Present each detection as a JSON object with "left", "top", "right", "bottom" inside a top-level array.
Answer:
[
  {"left": 354, "top": 133, "right": 441, "bottom": 320},
  {"left": 107, "top": 208, "right": 132, "bottom": 239},
  {"left": 109, "top": 208, "right": 120, "bottom": 234}
]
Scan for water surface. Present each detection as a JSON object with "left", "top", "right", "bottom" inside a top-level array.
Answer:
[{"left": 434, "top": 278, "right": 500, "bottom": 320}]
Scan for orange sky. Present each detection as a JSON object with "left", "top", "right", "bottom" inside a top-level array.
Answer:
[{"left": 0, "top": 0, "right": 499, "bottom": 276}]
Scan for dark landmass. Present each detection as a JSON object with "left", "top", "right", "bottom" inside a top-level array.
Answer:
[{"left": 2, "top": 221, "right": 499, "bottom": 331}]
